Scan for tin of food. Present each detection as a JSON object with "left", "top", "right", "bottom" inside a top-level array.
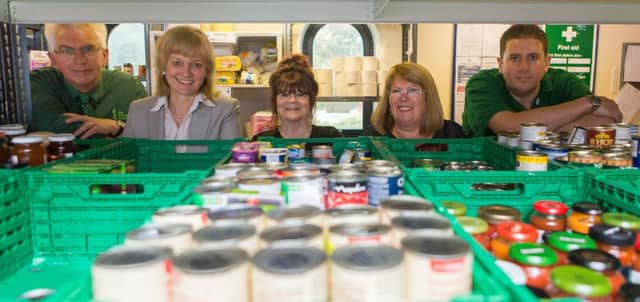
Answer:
[
  {"left": 379, "top": 195, "right": 434, "bottom": 224},
  {"left": 207, "top": 204, "right": 264, "bottom": 230},
  {"left": 237, "top": 177, "right": 282, "bottom": 195},
  {"left": 391, "top": 214, "right": 453, "bottom": 247},
  {"left": 231, "top": 142, "right": 260, "bottom": 163},
  {"left": 497, "top": 129, "right": 519, "bottom": 145},
  {"left": 520, "top": 122, "right": 547, "bottom": 142},
  {"left": 516, "top": 150, "right": 548, "bottom": 171},
  {"left": 192, "top": 176, "right": 236, "bottom": 208},
  {"left": 586, "top": 126, "right": 616, "bottom": 148},
  {"left": 323, "top": 204, "right": 380, "bottom": 228},
  {"left": 326, "top": 170, "right": 368, "bottom": 209},
  {"left": 152, "top": 205, "right": 208, "bottom": 231},
  {"left": 125, "top": 223, "right": 192, "bottom": 255},
  {"left": 236, "top": 166, "right": 276, "bottom": 180},
  {"left": 367, "top": 166, "right": 403, "bottom": 207},
  {"left": 328, "top": 223, "right": 392, "bottom": 252},
  {"left": 281, "top": 175, "right": 324, "bottom": 208},
  {"left": 259, "top": 224, "right": 324, "bottom": 250},
  {"left": 191, "top": 224, "right": 258, "bottom": 254},
  {"left": 260, "top": 148, "right": 288, "bottom": 164},
  {"left": 312, "top": 145, "right": 333, "bottom": 159},
  {"left": 412, "top": 158, "right": 444, "bottom": 170},
  {"left": 265, "top": 205, "right": 323, "bottom": 227},
  {"left": 214, "top": 162, "right": 253, "bottom": 178}
]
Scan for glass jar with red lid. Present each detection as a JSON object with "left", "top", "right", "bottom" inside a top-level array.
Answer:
[
  {"left": 509, "top": 242, "right": 558, "bottom": 290},
  {"left": 46, "top": 133, "right": 77, "bottom": 162},
  {"left": 530, "top": 200, "right": 568, "bottom": 241},
  {"left": 545, "top": 231, "right": 596, "bottom": 265},
  {"left": 567, "top": 202, "right": 602, "bottom": 234},
  {"left": 589, "top": 224, "right": 636, "bottom": 268},
  {"left": 568, "top": 248, "right": 625, "bottom": 297},
  {"left": 478, "top": 204, "right": 521, "bottom": 240},
  {"left": 491, "top": 221, "right": 537, "bottom": 260}
]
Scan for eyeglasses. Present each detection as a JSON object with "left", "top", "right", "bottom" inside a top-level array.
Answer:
[
  {"left": 389, "top": 87, "right": 423, "bottom": 97},
  {"left": 54, "top": 45, "right": 102, "bottom": 57},
  {"left": 278, "top": 91, "right": 308, "bottom": 98}
]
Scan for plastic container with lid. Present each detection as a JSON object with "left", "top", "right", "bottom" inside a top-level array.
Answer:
[
  {"left": 478, "top": 204, "right": 521, "bottom": 239},
  {"left": 549, "top": 265, "right": 612, "bottom": 301},
  {"left": 441, "top": 201, "right": 467, "bottom": 217},
  {"left": 508, "top": 242, "right": 557, "bottom": 290},
  {"left": 530, "top": 200, "right": 568, "bottom": 242},
  {"left": 46, "top": 133, "right": 77, "bottom": 162},
  {"left": 457, "top": 216, "right": 490, "bottom": 250},
  {"left": 545, "top": 231, "right": 597, "bottom": 264},
  {"left": 491, "top": 221, "right": 538, "bottom": 260},
  {"left": 567, "top": 202, "right": 602, "bottom": 234},
  {"left": 10, "top": 135, "right": 46, "bottom": 167},
  {"left": 589, "top": 224, "right": 636, "bottom": 267},
  {"left": 568, "top": 249, "right": 625, "bottom": 297}
]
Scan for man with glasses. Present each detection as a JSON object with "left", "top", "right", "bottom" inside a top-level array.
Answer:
[
  {"left": 29, "top": 23, "right": 146, "bottom": 138},
  {"left": 462, "top": 24, "right": 622, "bottom": 137}
]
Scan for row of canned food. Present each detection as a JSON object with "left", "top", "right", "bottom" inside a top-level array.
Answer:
[{"left": 91, "top": 195, "right": 473, "bottom": 302}]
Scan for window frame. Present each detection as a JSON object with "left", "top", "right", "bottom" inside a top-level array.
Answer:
[{"left": 302, "top": 24, "right": 374, "bottom": 67}]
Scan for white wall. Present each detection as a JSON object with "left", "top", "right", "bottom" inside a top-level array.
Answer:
[
  {"left": 594, "top": 25, "right": 640, "bottom": 99},
  {"left": 416, "top": 24, "right": 455, "bottom": 119}
]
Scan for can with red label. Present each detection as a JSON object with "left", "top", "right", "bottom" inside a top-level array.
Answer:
[
  {"left": 326, "top": 171, "right": 368, "bottom": 208},
  {"left": 586, "top": 126, "right": 616, "bottom": 148},
  {"left": 402, "top": 235, "right": 472, "bottom": 301},
  {"left": 327, "top": 223, "right": 392, "bottom": 252}
]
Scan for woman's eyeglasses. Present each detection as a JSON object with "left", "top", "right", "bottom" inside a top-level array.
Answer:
[
  {"left": 278, "top": 91, "right": 308, "bottom": 98},
  {"left": 389, "top": 87, "right": 423, "bottom": 97}
]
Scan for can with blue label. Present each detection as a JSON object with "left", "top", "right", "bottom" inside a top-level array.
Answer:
[
  {"left": 632, "top": 135, "right": 640, "bottom": 168},
  {"left": 259, "top": 148, "right": 288, "bottom": 163},
  {"left": 367, "top": 166, "right": 403, "bottom": 207},
  {"left": 534, "top": 142, "right": 569, "bottom": 161}
]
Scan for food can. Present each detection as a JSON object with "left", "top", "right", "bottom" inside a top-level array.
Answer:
[
  {"left": 259, "top": 148, "right": 288, "bottom": 163},
  {"left": 601, "top": 144, "right": 631, "bottom": 155},
  {"left": 391, "top": 214, "right": 453, "bottom": 248},
  {"left": 312, "top": 145, "right": 333, "bottom": 159},
  {"left": 520, "top": 122, "right": 547, "bottom": 142},
  {"left": 237, "top": 177, "right": 281, "bottom": 195},
  {"left": 214, "top": 162, "right": 253, "bottom": 178},
  {"left": 152, "top": 205, "right": 208, "bottom": 231},
  {"left": 92, "top": 246, "right": 173, "bottom": 302},
  {"left": 236, "top": 166, "right": 275, "bottom": 180},
  {"left": 191, "top": 224, "right": 258, "bottom": 255},
  {"left": 323, "top": 205, "right": 380, "bottom": 229},
  {"left": 601, "top": 152, "right": 632, "bottom": 167},
  {"left": 259, "top": 224, "right": 324, "bottom": 250},
  {"left": 192, "top": 176, "right": 236, "bottom": 207},
  {"left": 367, "top": 166, "right": 403, "bottom": 207},
  {"left": 534, "top": 142, "right": 569, "bottom": 161},
  {"left": 331, "top": 244, "right": 404, "bottom": 302},
  {"left": 568, "top": 144, "right": 592, "bottom": 151},
  {"left": 633, "top": 135, "right": 640, "bottom": 168},
  {"left": 506, "top": 133, "right": 521, "bottom": 148},
  {"left": 287, "top": 143, "right": 306, "bottom": 160},
  {"left": 519, "top": 140, "right": 534, "bottom": 150},
  {"left": 568, "top": 150, "right": 601, "bottom": 165},
  {"left": 207, "top": 205, "right": 264, "bottom": 231},
  {"left": 281, "top": 164, "right": 321, "bottom": 178},
  {"left": 568, "top": 126, "right": 587, "bottom": 145},
  {"left": 402, "top": 235, "right": 473, "bottom": 301},
  {"left": 252, "top": 246, "right": 327, "bottom": 302},
  {"left": 604, "top": 123, "right": 632, "bottom": 144},
  {"left": 231, "top": 142, "right": 260, "bottom": 163},
  {"left": 327, "top": 223, "right": 392, "bottom": 252},
  {"left": 265, "top": 205, "right": 323, "bottom": 227},
  {"left": 326, "top": 171, "right": 368, "bottom": 209},
  {"left": 173, "top": 248, "right": 249, "bottom": 302},
  {"left": 125, "top": 223, "right": 192, "bottom": 255},
  {"left": 379, "top": 195, "right": 434, "bottom": 225},
  {"left": 360, "top": 160, "right": 397, "bottom": 171},
  {"left": 413, "top": 158, "right": 443, "bottom": 170},
  {"left": 586, "top": 126, "right": 616, "bottom": 148},
  {"left": 282, "top": 175, "right": 324, "bottom": 208},
  {"left": 497, "top": 130, "right": 519, "bottom": 145},
  {"left": 516, "top": 150, "right": 548, "bottom": 171},
  {"left": 312, "top": 156, "right": 337, "bottom": 165}
]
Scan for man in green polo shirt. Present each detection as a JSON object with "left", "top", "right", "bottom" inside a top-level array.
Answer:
[
  {"left": 462, "top": 24, "right": 622, "bottom": 137},
  {"left": 29, "top": 23, "right": 146, "bottom": 138}
]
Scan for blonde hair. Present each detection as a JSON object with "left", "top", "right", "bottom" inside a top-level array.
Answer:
[
  {"left": 44, "top": 23, "right": 107, "bottom": 50},
  {"left": 154, "top": 25, "right": 218, "bottom": 100},
  {"left": 371, "top": 63, "right": 444, "bottom": 136}
]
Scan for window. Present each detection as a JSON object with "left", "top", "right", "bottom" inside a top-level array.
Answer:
[
  {"left": 302, "top": 24, "right": 375, "bottom": 134},
  {"left": 108, "top": 24, "right": 146, "bottom": 78}
]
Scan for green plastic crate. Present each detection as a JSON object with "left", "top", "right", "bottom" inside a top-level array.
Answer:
[
  {"left": 404, "top": 169, "right": 635, "bottom": 301},
  {"left": 584, "top": 169, "right": 640, "bottom": 215},
  {"left": 257, "top": 136, "right": 386, "bottom": 159}
]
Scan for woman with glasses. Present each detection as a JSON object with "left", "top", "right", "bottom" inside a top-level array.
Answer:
[
  {"left": 368, "top": 63, "right": 464, "bottom": 138},
  {"left": 122, "top": 25, "right": 241, "bottom": 140},
  {"left": 252, "top": 61, "right": 342, "bottom": 139}
]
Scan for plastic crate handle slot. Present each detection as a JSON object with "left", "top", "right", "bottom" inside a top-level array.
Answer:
[
  {"left": 89, "top": 184, "right": 144, "bottom": 194},
  {"left": 470, "top": 183, "right": 523, "bottom": 192},
  {"left": 172, "top": 144, "right": 208, "bottom": 154}
]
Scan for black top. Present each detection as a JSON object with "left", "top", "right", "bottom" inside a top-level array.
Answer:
[
  {"left": 364, "top": 120, "right": 466, "bottom": 138},
  {"left": 252, "top": 125, "right": 343, "bottom": 140}
]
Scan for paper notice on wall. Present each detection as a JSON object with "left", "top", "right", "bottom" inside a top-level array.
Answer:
[
  {"left": 454, "top": 57, "right": 482, "bottom": 105},
  {"left": 456, "top": 25, "right": 483, "bottom": 57},
  {"left": 623, "top": 45, "right": 640, "bottom": 82},
  {"left": 481, "top": 57, "right": 499, "bottom": 70},
  {"left": 482, "top": 24, "right": 510, "bottom": 57}
]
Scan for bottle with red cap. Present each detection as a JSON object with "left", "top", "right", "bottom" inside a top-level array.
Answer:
[{"left": 530, "top": 200, "right": 568, "bottom": 242}]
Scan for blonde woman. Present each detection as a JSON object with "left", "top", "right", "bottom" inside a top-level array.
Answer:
[
  {"left": 368, "top": 63, "right": 464, "bottom": 138},
  {"left": 123, "top": 25, "right": 241, "bottom": 139}
]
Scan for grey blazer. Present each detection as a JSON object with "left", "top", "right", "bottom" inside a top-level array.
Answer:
[{"left": 122, "top": 94, "right": 242, "bottom": 139}]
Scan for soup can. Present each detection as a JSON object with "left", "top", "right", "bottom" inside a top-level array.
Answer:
[
  {"left": 391, "top": 214, "right": 453, "bottom": 248},
  {"left": 282, "top": 175, "right": 324, "bottom": 208},
  {"left": 236, "top": 166, "right": 275, "bottom": 180},
  {"left": 191, "top": 224, "right": 258, "bottom": 255},
  {"left": 379, "top": 195, "right": 434, "bottom": 225},
  {"left": 237, "top": 177, "right": 281, "bottom": 195},
  {"left": 125, "top": 223, "right": 192, "bottom": 255},
  {"left": 327, "top": 223, "right": 392, "bottom": 252},
  {"left": 214, "top": 162, "right": 253, "bottom": 178},
  {"left": 265, "top": 205, "right": 323, "bottom": 227},
  {"left": 326, "top": 171, "right": 368, "bottom": 209},
  {"left": 633, "top": 135, "right": 640, "bottom": 168},
  {"left": 520, "top": 122, "right": 547, "bottom": 142},
  {"left": 604, "top": 123, "right": 632, "bottom": 144},
  {"left": 152, "top": 205, "right": 208, "bottom": 231},
  {"left": 312, "top": 145, "right": 333, "bottom": 159},
  {"left": 568, "top": 126, "right": 587, "bottom": 145},
  {"left": 497, "top": 130, "right": 519, "bottom": 145},
  {"left": 259, "top": 224, "right": 324, "bottom": 250},
  {"left": 287, "top": 143, "right": 306, "bottom": 160},
  {"left": 516, "top": 150, "right": 548, "bottom": 171},
  {"left": 331, "top": 244, "right": 405, "bottom": 302},
  {"left": 173, "top": 248, "right": 249, "bottom": 302},
  {"left": 208, "top": 205, "right": 264, "bottom": 231},
  {"left": 260, "top": 148, "right": 288, "bottom": 163},
  {"left": 367, "top": 166, "right": 403, "bottom": 207},
  {"left": 232, "top": 142, "right": 260, "bottom": 163},
  {"left": 586, "top": 127, "right": 616, "bottom": 148},
  {"left": 506, "top": 133, "right": 521, "bottom": 148},
  {"left": 192, "top": 176, "right": 236, "bottom": 207},
  {"left": 413, "top": 158, "right": 443, "bottom": 170},
  {"left": 323, "top": 205, "right": 380, "bottom": 229},
  {"left": 534, "top": 142, "right": 569, "bottom": 161}
]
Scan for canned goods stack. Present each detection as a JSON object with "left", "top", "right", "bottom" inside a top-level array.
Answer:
[
  {"left": 0, "top": 123, "right": 80, "bottom": 168},
  {"left": 230, "top": 140, "right": 374, "bottom": 166},
  {"left": 91, "top": 194, "right": 475, "bottom": 302},
  {"left": 456, "top": 199, "right": 640, "bottom": 300}
]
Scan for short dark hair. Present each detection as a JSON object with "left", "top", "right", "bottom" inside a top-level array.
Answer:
[
  {"left": 500, "top": 24, "right": 548, "bottom": 57},
  {"left": 269, "top": 66, "right": 318, "bottom": 122}
]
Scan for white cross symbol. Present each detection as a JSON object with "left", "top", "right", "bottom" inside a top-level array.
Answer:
[{"left": 562, "top": 26, "right": 578, "bottom": 42}]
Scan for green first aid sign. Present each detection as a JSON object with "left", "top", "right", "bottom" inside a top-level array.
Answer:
[{"left": 546, "top": 24, "right": 596, "bottom": 89}]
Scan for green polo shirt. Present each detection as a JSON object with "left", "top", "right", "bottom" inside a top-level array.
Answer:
[
  {"left": 462, "top": 68, "right": 590, "bottom": 137},
  {"left": 29, "top": 67, "right": 147, "bottom": 133}
]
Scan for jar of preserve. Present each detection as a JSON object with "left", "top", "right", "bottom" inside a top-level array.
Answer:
[
  {"left": 567, "top": 202, "right": 602, "bottom": 234},
  {"left": 11, "top": 135, "right": 45, "bottom": 167},
  {"left": 478, "top": 205, "right": 521, "bottom": 240},
  {"left": 491, "top": 221, "right": 537, "bottom": 260},
  {"left": 589, "top": 224, "right": 636, "bottom": 268},
  {"left": 0, "top": 133, "right": 9, "bottom": 165},
  {"left": 568, "top": 249, "right": 625, "bottom": 297},
  {"left": 509, "top": 242, "right": 558, "bottom": 290},
  {"left": 441, "top": 201, "right": 467, "bottom": 217},
  {"left": 530, "top": 200, "right": 568, "bottom": 241},
  {"left": 601, "top": 212, "right": 640, "bottom": 249},
  {"left": 458, "top": 216, "right": 490, "bottom": 250},
  {"left": 631, "top": 240, "right": 640, "bottom": 284},
  {"left": 3, "top": 128, "right": 26, "bottom": 144},
  {"left": 545, "top": 231, "right": 596, "bottom": 265},
  {"left": 619, "top": 283, "right": 640, "bottom": 302},
  {"left": 549, "top": 265, "right": 612, "bottom": 301},
  {"left": 47, "top": 133, "right": 77, "bottom": 162}
]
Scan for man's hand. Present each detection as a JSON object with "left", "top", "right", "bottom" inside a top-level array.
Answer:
[
  {"left": 593, "top": 96, "right": 623, "bottom": 123},
  {"left": 64, "top": 113, "right": 120, "bottom": 139}
]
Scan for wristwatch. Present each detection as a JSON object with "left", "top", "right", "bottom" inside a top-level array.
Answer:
[
  {"left": 587, "top": 95, "right": 601, "bottom": 111},
  {"left": 111, "top": 119, "right": 125, "bottom": 137}
]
